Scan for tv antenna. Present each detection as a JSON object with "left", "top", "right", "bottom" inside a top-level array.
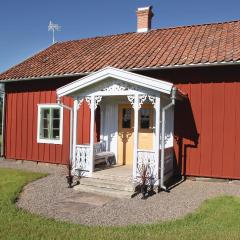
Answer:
[{"left": 48, "top": 21, "right": 61, "bottom": 44}]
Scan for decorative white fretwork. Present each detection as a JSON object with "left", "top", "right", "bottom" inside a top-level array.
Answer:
[
  {"left": 148, "top": 95, "right": 156, "bottom": 108},
  {"left": 85, "top": 96, "right": 91, "bottom": 108},
  {"left": 127, "top": 94, "right": 153, "bottom": 109},
  {"left": 77, "top": 97, "right": 84, "bottom": 109},
  {"left": 75, "top": 145, "right": 90, "bottom": 173},
  {"left": 94, "top": 96, "right": 102, "bottom": 109},
  {"left": 127, "top": 95, "right": 135, "bottom": 107},
  {"left": 139, "top": 94, "right": 147, "bottom": 109},
  {"left": 79, "top": 79, "right": 152, "bottom": 97},
  {"left": 85, "top": 96, "right": 102, "bottom": 110},
  {"left": 102, "top": 82, "right": 127, "bottom": 92}
]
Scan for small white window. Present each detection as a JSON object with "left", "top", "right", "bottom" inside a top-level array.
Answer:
[{"left": 37, "top": 104, "right": 63, "bottom": 144}]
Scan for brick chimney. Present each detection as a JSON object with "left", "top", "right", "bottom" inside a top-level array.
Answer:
[{"left": 136, "top": 6, "right": 154, "bottom": 33}]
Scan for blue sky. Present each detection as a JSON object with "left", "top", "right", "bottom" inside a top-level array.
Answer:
[{"left": 0, "top": 0, "right": 240, "bottom": 73}]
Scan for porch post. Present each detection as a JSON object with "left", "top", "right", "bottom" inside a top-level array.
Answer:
[
  {"left": 133, "top": 94, "right": 139, "bottom": 180},
  {"left": 155, "top": 96, "right": 161, "bottom": 182},
  {"left": 89, "top": 95, "right": 95, "bottom": 175},
  {"left": 72, "top": 98, "right": 78, "bottom": 171}
]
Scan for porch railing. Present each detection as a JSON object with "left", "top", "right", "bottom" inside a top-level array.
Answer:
[
  {"left": 75, "top": 144, "right": 91, "bottom": 172},
  {"left": 74, "top": 141, "right": 106, "bottom": 173},
  {"left": 136, "top": 150, "right": 157, "bottom": 183}
]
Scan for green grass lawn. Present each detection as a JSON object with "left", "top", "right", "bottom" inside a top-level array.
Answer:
[{"left": 0, "top": 168, "right": 240, "bottom": 240}]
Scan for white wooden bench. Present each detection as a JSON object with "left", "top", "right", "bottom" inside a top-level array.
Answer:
[{"left": 95, "top": 152, "right": 115, "bottom": 166}]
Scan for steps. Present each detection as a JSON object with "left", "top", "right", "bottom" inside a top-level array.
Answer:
[{"left": 74, "top": 172, "right": 134, "bottom": 198}]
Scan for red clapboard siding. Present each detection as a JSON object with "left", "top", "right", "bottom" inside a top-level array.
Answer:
[
  {"left": 78, "top": 102, "right": 84, "bottom": 144},
  {"left": 15, "top": 92, "right": 23, "bottom": 159},
  {"left": 182, "top": 83, "right": 192, "bottom": 175},
  {"left": 234, "top": 82, "right": 240, "bottom": 179},
  {"left": 82, "top": 102, "right": 91, "bottom": 144},
  {"left": 26, "top": 92, "right": 34, "bottom": 160},
  {"left": 38, "top": 91, "right": 45, "bottom": 161},
  {"left": 5, "top": 89, "right": 100, "bottom": 165},
  {"left": 10, "top": 93, "right": 17, "bottom": 158},
  {"left": 211, "top": 83, "right": 224, "bottom": 177},
  {"left": 31, "top": 91, "right": 40, "bottom": 161},
  {"left": 5, "top": 94, "right": 12, "bottom": 158},
  {"left": 21, "top": 92, "right": 28, "bottom": 159},
  {"left": 200, "top": 83, "right": 213, "bottom": 177},
  {"left": 222, "top": 84, "right": 236, "bottom": 178},
  {"left": 175, "top": 81, "right": 240, "bottom": 179},
  {"left": 188, "top": 83, "right": 201, "bottom": 176}
]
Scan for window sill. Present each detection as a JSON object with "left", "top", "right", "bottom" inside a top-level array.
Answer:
[{"left": 37, "top": 139, "right": 62, "bottom": 145}]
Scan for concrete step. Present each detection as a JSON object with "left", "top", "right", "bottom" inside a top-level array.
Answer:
[
  {"left": 92, "top": 173, "right": 132, "bottom": 183},
  {"left": 79, "top": 177, "right": 134, "bottom": 192},
  {"left": 74, "top": 184, "right": 133, "bottom": 198}
]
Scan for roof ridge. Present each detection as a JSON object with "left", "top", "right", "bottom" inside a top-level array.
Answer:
[
  {"left": 57, "top": 19, "right": 240, "bottom": 45},
  {"left": 152, "top": 19, "right": 240, "bottom": 32}
]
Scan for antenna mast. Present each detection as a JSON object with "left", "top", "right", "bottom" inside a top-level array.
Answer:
[{"left": 48, "top": 21, "right": 61, "bottom": 44}]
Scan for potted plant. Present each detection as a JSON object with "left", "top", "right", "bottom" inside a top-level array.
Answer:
[{"left": 135, "top": 163, "right": 152, "bottom": 199}]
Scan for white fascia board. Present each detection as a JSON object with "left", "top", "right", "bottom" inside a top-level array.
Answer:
[{"left": 57, "top": 67, "right": 173, "bottom": 97}]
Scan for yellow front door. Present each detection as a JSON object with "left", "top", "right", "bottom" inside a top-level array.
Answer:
[
  {"left": 138, "top": 104, "right": 154, "bottom": 150},
  {"left": 118, "top": 104, "right": 134, "bottom": 165},
  {"left": 118, "top": 103, "right": 154, "bottom": 165}
]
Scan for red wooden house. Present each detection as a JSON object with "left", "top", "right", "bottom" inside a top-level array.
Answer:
[{"left": 1, "top": 6, "right": 240, "bottom": 189}]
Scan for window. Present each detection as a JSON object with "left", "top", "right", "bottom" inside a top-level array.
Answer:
[
  {"left": 140, "top": 108, "right": 151, "bottom": 129},
  {"left": 122, "top": 108, "right": 132, "bottom": 128},
  {"left": 37, "top": 104, "right": 63, "bottom": 144}
]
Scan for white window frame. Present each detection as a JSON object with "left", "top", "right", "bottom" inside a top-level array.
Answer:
[{"left": 37, "top": 104, "right": 63, "bottom": 144}]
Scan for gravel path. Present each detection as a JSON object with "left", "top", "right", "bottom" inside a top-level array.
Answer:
[{"left": 1, "top": 159, "right": 240, "bottom": 226}]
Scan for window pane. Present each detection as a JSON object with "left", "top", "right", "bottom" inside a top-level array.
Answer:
[
  {"left": 43, "top": 119, "right": 49, "bottom": 128},
  {"left": 53, "top": 108, "right": 60, "bottom": 118},
  {"left": 140, "top": 108, "right": 150, "bottom": 129},
  {"left": 122, "top": 108, "right": 131, "bottom": 128},
  {"left": 43, "top": 129, "right": 49, "bottom": 138},
  {"left": 53, "top": 119, "right": 60, "bottom": 129},
  {"left": 52, "top": 129, "right": 60, "bottom": 139},
  {"left": 42, "top": 109, "right": 50, "bottom": 118}
]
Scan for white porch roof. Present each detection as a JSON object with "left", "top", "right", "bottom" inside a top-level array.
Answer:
[{"left": 56, "top": 67, "right": 173, "bottom": 97}]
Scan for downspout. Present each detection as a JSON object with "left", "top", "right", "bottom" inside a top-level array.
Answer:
[
  {"left": 160, "top": 86, "right": 177, "bottom": 191},
  {"left": 57, "top": 97, "right": 73, "bottom": 187}
]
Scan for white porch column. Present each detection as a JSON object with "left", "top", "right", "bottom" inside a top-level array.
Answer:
[
  {"left": 133, "top": 94, "right": 139, "bottom": 180},
  {"left": 72, "top": 98, "right": 78, "bottom": 171},
  {"left": 89, "top": 95, "right": 95, "bottom": 175},
  {"left": 155, "top": 96, "right": 161, "bottom": 182}
]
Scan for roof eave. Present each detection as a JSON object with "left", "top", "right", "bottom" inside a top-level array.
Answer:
[
  {"left": 130, "top": 60, "right": 240, "bottom": 72},
  {"left": 0, "top": 61, "right": 240, "bottom": 83}
]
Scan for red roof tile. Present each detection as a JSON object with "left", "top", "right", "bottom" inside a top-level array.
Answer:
[{"left": 1, "top": 20, "right": 240, "bottom": 81}]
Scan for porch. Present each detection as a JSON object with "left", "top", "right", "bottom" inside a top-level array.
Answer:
[
  {"left": 57, "top": 67, "right": 182, "bottom": 189},
  {"left": 73, "top": 94, "right": 160, "bottom": 180},
  {"left": 75, "top": 165, "right": 133, "bottom": 198}
]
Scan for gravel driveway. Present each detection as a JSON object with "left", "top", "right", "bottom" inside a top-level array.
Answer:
[{"left": 1, "top": 159, "right": 240, "bottom": 226}]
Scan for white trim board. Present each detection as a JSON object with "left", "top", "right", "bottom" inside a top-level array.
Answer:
[
  {"left": 37, "top": 104, "right": 63, "bottom": 144},
  {"left": 57, "top": 67, "right": 173, "bottom": 98}
]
